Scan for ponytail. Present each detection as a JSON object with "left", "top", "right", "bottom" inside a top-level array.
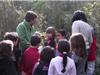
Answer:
[
  {"left": 61, "top": 52, "right": 67, "bottom": 73},
  {"left": 58, "top": 39, "right": 69, "bottom": 73}
]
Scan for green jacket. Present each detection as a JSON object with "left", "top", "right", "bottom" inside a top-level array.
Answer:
[{"left": 16, "top": 20, "right": 36, "bottom": 51}]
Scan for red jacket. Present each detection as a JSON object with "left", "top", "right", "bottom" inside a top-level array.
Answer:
[
  {"left": 21, "top": 47, "right": 39, "bottom": 75},
  {"left": 88, "top": 36, "right": 96, "bottom": 61}
]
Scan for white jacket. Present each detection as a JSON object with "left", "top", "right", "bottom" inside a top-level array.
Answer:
[
  {"left": 72, "top": 20, "right": 93, "bottom": 44},
  {"left": 48, "top": 56, "right": 76, "bottom": 75}
]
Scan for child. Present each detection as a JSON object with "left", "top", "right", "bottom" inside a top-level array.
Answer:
[
  {"left": 0, "top": 40, "right": 18, "bottom": 75},
  {"left": 21, "top": 35, "right": 41, "bottom": 75},
  {"left": 69, "top": 33, "right": 87, "bottom": 75},
  {"left": 56, "top": 29, "right": 67, "bottom": 42},
  {"left": 48, "top": 39, "right": 76, "bottom": 75},
  {"left": 44, "top": 26, "right": 56, "bottom": 49},
  {"left": 4, "top": 32, "right": 21, "bottom": 63},
  {"left": 33, "top": 31, "right": 44, "bottom": 53},
  {"left": 56, "top": 29, "right": 67, "bottom": 56},
  {"left": 33, "top": 46, "right": 55, "bottom": 75}
]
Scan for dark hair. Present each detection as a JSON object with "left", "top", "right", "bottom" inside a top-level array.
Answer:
[
  {"left": 46, "top": 26, "right": 56, "bottom": 40},
  {"left": 70, "top": 33, "right": 86, "bottom": 57},
  {"left": 0, "top": 40, "right": 13, "bottom": 57},
  {"left": 4, "top": 32, "right": 20, "bottom": 47},
  {"left": 4, "top": 32, "right": 19, "bottom": 42},
  {"left": 44, "top": 40, "right": 56, "bottom": 48},
  {"left": 72, "top": 10, "right": 87, "bottom": 23},
  {"left": 25, "top": 11, "right": 37, "bottom": 22},
  {"left": 31, "top": 35, "right": 41, "bottom": 46},
  {"left": 58, "top": 39, "right": 70, "bottom": 73},
  {"left": 40, "top": 46, "right": 55, "bottom": 65},
  {"left": 57, "top": 29, "right": 66, "bottom": 37}
]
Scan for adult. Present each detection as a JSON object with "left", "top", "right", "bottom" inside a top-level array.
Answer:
[
  {"left": 72, "top": 10, "right": 92, "bottom": 44},
  {"left": 72, "top": 10, "right": 93, "bottom": 75},
  {"left": 16, "top": 11, "right": 37, "bottom": 53},
  {"left": 72, "top": 10, "right": 93, "bottom": 54}
]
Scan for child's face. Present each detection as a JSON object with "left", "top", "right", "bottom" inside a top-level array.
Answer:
[
  {"left": 45, "top": 33, "right": 53, "bottom": 41},
  {"left": 56, "top": 32, "right": 64, "bottom": 41}
]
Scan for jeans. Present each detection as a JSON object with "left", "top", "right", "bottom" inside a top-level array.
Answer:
[{"left": 87, "top": 61, "right": 95, "bottom": 75}]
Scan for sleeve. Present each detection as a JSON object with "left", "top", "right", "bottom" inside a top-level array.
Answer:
[
  {"left": 72, "top": 21, "right": 80, "bottom": 34},
  {"left": 48, "top": 59, "right": 55, "bottom": 75},
  {"left": 70, "top": 60, "right": 77, "bottom": 75},
  {"left": 16, "top": 24, "right": 30, "bottom": 48}
]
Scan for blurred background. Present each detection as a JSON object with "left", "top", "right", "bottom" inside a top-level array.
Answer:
[{"left": 0, "top": 0, "right": 100, "bottom": 74}]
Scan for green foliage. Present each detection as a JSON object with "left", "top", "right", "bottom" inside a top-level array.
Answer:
[
  {"left": 0, "top": 1, "right": 100, "bottom": 74},
  {"left": 82, "top": 1, "right": 100, "bottom": 27},
  {"left": 82, "top": 1, "right": 100, "bottom": 74},
  {"left": 31, "top": 1, "right": 89, "bottom": 33}
]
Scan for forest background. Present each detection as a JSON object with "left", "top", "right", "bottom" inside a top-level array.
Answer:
[{"left": 0, "top": 0, "right": 100, "bottom": 74}]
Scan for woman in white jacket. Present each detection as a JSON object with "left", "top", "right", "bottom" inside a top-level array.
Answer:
[{"left": 48, "top": 39, "right": 76, "bottom": 75}]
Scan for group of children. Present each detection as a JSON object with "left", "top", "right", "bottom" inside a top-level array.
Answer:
[{"left": 0, "top": 25, "right": 96, "bottom": 75}]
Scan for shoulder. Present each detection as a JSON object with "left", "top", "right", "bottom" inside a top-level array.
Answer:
[
  {"left": 50, "top": 56, "right": 62, "bottom": 64},
  {"left": 25, "top": 47, "right": 39, "bottom": 56},
  {"left": 67, "top": 57, "right": 75, "bottom": 66},
  {"left": 75, "top": 20, "right": 91, "bottom": 26},
  {"left": 23, "top": 47, "right": 32, "bottom": 55},
  {"left": 72, "top": 20, "right": 82, "bottom": 28},
  {"left": 17, "top": 21, "right": 24, "bottom": 27},
  {"left": 72, "top": 20, "right": 84, "bottom": 25},
  {"left": 67, "top": 57, "right": 74, "bottom": 62},
  {"left": 16, "top": 21, "right": 26, "bottom": 30},
  {"left": 24, "top": 47, "right": 36, "bottom": 53}
]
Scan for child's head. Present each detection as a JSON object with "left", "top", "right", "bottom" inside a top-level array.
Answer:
[
  {"left": 34, "top": 31, "right": 41, "bottom": 37},
  {"left": 58, "top": 39, "right": 70, "bottom": 53},
  {"left": 69, "top": 33, "right": 86, "bottom": 56},
  {"left": 0, "top": 40, "right": 13, "bottom": 57},
  {"left": 4, "top": 32, "right": 19, "bottom": 47},
  {"left": 46, "top": 26, "right": 56, "bottom": 40},
  {"left": 31, "top": 35, "right": 41, "bottom": 47},
  {"left": 56, "top": 29, "right": 66, "bottom": 41},
  {"left": 58, "top": 39, "right": 70, "bottom": 73},
  {"left": 40, "top": 46, "right": 55, "bottom": 65}
]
